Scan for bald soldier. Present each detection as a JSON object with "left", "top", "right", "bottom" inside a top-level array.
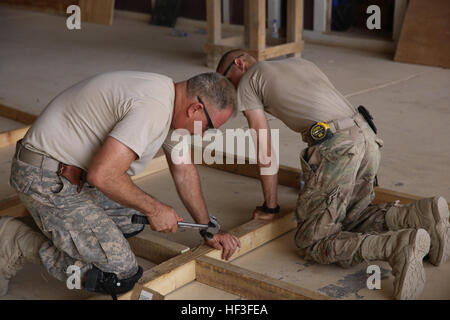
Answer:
[
  {"left": 216, "top": 50, "right": 449, "bottom": 300},
  {"left": 0, "top": 71, "right": 241, "bottom": 299}
]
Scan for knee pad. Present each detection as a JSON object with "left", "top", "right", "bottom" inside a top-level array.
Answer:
[{"left": 85, "top": 265, "right": 143, "bottom": 300}]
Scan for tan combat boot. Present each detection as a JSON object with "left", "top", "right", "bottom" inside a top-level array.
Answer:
[
  {"left": 0, "top": 216, "right": 46, "bottom": 296},
  {"left": 360, "top": 228, "right": 430, "bottom": 300},
  {"left": 385, "top": 196, "right": 450, "bottom": 266}
]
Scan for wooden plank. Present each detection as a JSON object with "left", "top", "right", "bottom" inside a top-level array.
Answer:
[
  {"left": 206, "top": 0, "right": 221, "bottom": 44},
  {"left": 248, "top": 0, "right": 266, "bottom": 59},
  {"left": 394, "top": 0, "right": 450, "bottom": 68},
  {"left": 205, "top": 211, "right": 297, "bottom": 261},
  {"left": 0, "top": 126, "right": 30, "bottom": 149},
  {"left": 244, "top": 0, "right": 250, "bottom": 47},
  {"left": 205, "top": 0, "right": 222, "bottom": 68},
  {"left": 286, "top": 0, "right": 303, "bottom": 58},
  {"left": 249, "top": 41, "right": 304, "bottom": 60},
  {"left": 128, "top": 228, "right": 190, "bottom": 264},
  {"left": 0, "top": 103, "right": 37, "bottom": 125},
  {"left": 196, "top": 256, "right": 330, "bottom": 300},
  {"left": 219, "top": 35, "right": 244, "bottom": 47},
  {"left": 121, "top": 259, "right": 197, "bottom": 299},
  {"left": 78, "top": 0, "right": 115, "bottom": 25},
  {"left": 120, "top": 209, "right": 297, "bottom": 299}
]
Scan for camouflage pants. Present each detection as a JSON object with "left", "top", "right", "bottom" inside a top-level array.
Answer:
[
  {"left": 295, "top": 116, "right": 391, "bottom": 268},
  {"left": 9, "top": 156, "right": 146, "bottom": 282}
]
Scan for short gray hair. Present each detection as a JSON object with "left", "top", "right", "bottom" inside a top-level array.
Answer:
[{"left": 186, "top": 72, "right": 237, "bottom": 115}]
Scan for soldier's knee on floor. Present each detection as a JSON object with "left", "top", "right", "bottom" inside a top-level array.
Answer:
[{"left": 84, "top": 265, "right": 143, "bottom": 300}]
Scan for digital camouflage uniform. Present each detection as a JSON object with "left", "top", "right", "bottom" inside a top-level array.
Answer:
[
  {"left": 295, "top": 114, "right": 390, "bottom": 267},
  {"left": 9, "top": 150, "right": 146, "bottom": 283}
]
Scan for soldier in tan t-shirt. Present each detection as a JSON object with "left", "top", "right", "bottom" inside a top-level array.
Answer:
[
  {"left": 217, "top": 50, "right": 449, "bottom": 300},
  {"left": 1, "top": 72, "right": 241, "bottom": 298}
]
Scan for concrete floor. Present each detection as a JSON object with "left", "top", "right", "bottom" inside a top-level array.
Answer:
[{"left": 1, "top": 6, "right": 449, "bottom": 200}]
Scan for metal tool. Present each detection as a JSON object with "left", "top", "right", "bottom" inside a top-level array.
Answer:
[{"left": 131, "top": 214, "right": 220, "bottom": 240}]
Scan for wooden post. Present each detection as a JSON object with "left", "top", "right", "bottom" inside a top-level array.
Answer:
[
  {"left": 248, "top": 0, "right": 266, "bottom": 60},
  {"left": 287, "top": 0, "right": 303, "bottom": 57},
  {"left": 206, "top": 0, "right": 222, "bottom": 68}
]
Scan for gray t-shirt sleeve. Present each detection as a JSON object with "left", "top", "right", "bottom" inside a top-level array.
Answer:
[
  {"left": 109, "top": 99, "right": 168, "bottom": 159},
  {"left": 237, "top": 72, "right": 264, "bottom": 112}
]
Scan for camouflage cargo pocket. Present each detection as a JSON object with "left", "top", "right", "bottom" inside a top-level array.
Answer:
[
  {"left": 295, "top": 185, "right": 342, "bottom": 248},
  {"left": 9, "top": 158, "right": 35, "bottom": 194}
]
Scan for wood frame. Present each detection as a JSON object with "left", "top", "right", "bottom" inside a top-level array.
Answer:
[
  {"left": 204, "top": 0, "right": 304, "bottom": 68},
  {"left": 1, "top": 104, "right": 448, "bottom": 300}
]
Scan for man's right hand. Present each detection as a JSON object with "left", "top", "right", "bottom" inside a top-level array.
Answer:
[{"left": 146, "top": 203, "right": 183, "bottom": 233}]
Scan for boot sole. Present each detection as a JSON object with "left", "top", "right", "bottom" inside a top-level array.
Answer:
[
  {"left": 429, "top": 197, "right": 450, "bottom": 266},
  {"left": 397, "top": 229, "right": 430, "bottom": 300}
]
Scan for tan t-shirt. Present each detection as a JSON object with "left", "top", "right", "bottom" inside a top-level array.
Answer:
[
  {"left": 237, "top": 58, "right": 356, "bottom": 136},
  {"left": 23, "top": 71, "right": 176, "bottom": 176}
]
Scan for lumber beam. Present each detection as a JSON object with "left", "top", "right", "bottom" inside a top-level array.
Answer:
[
  {"left": 205, "top": 210, "right": 297, "bottom": 261},
  {"left": 123, "top": 210, "right": 297, "bottom": 299},
  {"left": 196, "top": 256, "right": 329, "bottom": 300},
  {"left": 0, "top": 126, "right": 30, "bottom": 149},
  {"left": 128, "top": 228, "right": 190, "bottom": 264},
  {"left": 286, "top": 0, "right": 303, "bottom": 58},
  {"left": 78, "top": 0, "right": 115, "bottom": 25},
  {"left": 0, "top": 103, "right": 37, "bottom": 124},
  {"left": 248, "top": 0, "right": 266, "bottom": 60}
]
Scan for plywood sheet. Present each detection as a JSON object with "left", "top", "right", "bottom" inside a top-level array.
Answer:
[
  {"left": 394, "top": 0, "right": 450, "bottom": 68},
  {"left": 231, "top": 230, "right": 450, "bottom": 300}
]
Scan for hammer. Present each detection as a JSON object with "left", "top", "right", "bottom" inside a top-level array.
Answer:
[{"left": 131, "top": 214, "right": 220, "bottom": 240}]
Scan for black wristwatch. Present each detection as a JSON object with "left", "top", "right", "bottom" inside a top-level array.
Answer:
[{"left": 259, "top": 202, "right": 280, "bottom": 214}]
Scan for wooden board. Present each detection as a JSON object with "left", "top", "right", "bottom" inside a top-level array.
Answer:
[
  {"left": 128, "top": 227, "right": 190, "bottom": 264},
  {"left": 79, "top": 0, "right": 115, "bottom": 25},
  {"left": 394, "top": 0, "right": 450, "bottom": 68},
  {"left": 196, "top": 256, "right": 329, "bottom": 300},
  {"left": 0, "top": 103, "right": 37, "bottom": 124}
]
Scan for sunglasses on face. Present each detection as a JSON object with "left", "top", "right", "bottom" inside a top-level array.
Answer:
[
  {"left": 222, "top": 54, "right": 245, "bottom": 77},
  {"left": 197, "top": 96, "right": 215, "bottom": 129}
]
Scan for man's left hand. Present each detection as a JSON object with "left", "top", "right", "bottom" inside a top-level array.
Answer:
[{"left": 204, "top": 231, "right": 241, "bottom": 261}]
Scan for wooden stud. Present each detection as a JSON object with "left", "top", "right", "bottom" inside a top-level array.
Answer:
[
  {"left": 128, "top": 228, "right": 190, "bottom": 264},
  {"left": 205, "top": 0, "right": 222, "bottom": 68},
  {"left": 196, "top": 256, "right": 330, "bottom": 300},
  {"left": 286, "top": 0, "right": 303, "bottom": 58},
  {"left": 248, "top": 0, "right": 266, "bottom": 60},
  {"left": 120, "top": 209, "right": 298, "bottom": 299},
  {"left": 0, "top": 103, "right": 37, "bottom": 125},
  {"left": 0, "top": 126, "right": 30, "bottom": 149},
  {"left": 78, "top": 0, "right": 115, "bottom": 25},
  {"left": 205, "top": 211, "right": 297, "bottom": 261}
]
